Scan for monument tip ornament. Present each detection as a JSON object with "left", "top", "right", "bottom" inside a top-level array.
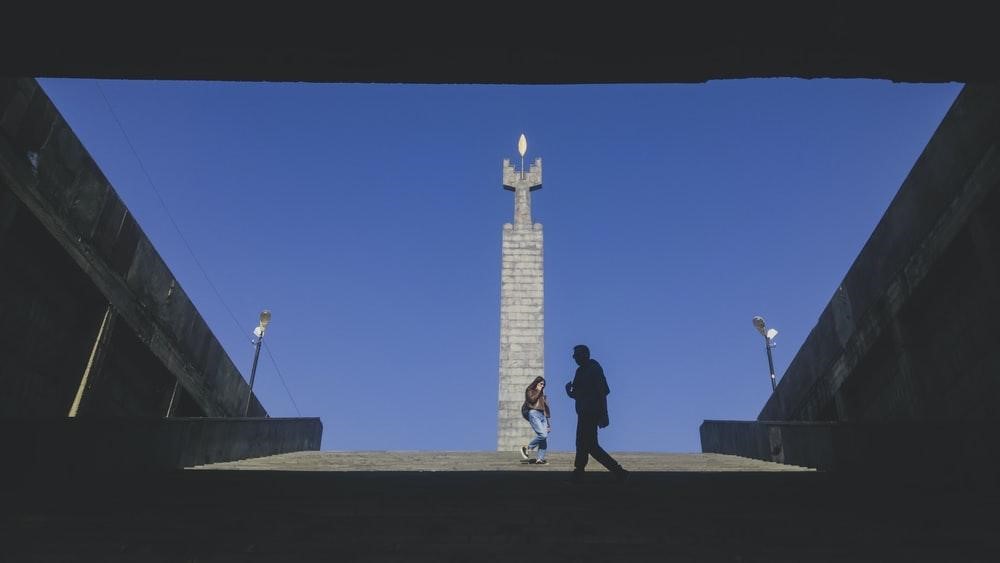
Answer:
[{"left": 497, "top": 135, "right": 545, "bottom": 451}]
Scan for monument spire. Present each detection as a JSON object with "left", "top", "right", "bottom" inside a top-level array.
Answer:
[
  {"left": 497, "top": 135, "right": 544, "bottom": 451},
  {"left": 502, "top": 134, "right": 543, "bottom": 227}
]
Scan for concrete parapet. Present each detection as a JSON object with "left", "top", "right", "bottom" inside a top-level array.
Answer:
[
  {"left": 700, "top": 419, "right": 1000, "bottom": 485},
  {"left": 0, "top": 417, "right": 322, "bottom": 474}
]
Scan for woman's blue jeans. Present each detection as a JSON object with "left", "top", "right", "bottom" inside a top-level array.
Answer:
[{"left": 527, "top": 409, "right": 548, "bottom": 461}]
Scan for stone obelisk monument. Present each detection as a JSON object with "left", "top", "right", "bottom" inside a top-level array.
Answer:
[{"left": 497, "top": 135, "right": 544, "bottom": 451}]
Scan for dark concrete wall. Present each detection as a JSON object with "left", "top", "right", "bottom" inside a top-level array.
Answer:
[
  {"left": 758, "top": 82, "right": 1000, "bottom": 424},
  {"left": 701, "top": 420, "right": 998, "bottom": 485},
  {"left": 78, "top": 320, "right": 178, "bottom": 416},
  {"left": 0, "top": 77, "right": 265, "bottom": 418},
  {"left": 0, "top": 182, "right": 108, "bottom": 415},
  {"left": 1, "top": 417, "right": 322, "bottom": 473}
]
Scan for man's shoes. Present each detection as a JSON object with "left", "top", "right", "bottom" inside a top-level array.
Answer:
[
  {"left": 614, "top": 469, "right": 630, "bottom": 484},
  {"left": 535, "top": 459, "right": 548, "bottom": 465},
  {"left": 520, "top": 446, "right": 529, "bottom": 460}
]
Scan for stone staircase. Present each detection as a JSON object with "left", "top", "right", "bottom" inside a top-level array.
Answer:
[{"left": 3, "top": 452, "right": 997, "bottom": 562}]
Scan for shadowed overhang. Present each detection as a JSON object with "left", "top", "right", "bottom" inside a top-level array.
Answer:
[{"left": 1, "top": 5, "right": 995, "bottom": 84}]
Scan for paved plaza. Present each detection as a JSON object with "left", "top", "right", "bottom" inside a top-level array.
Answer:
[{"left": 192, "top": 450, "right": 813, "bottom": 472}]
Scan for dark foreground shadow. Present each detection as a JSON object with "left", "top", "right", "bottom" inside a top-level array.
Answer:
[{"left": 2, "top": 468, "right": 998, "bottom": 562}]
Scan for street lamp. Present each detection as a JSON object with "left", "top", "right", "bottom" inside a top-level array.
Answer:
[
  {"left": 752, "top": 315, "right": 779, "bottom": 391},
  {"left": 243, "top": 309, "right": 271, "bottom": 416}
]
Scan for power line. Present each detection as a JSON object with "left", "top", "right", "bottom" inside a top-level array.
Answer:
[
  {"left": 94, "top": 79, "right": 301, "bottom": 416},
  {"left": 93, "top": 80, "right": 248, "bottom": 340},
  {"left": 263, "top": 341, "right": 302, "bottom": 416}
]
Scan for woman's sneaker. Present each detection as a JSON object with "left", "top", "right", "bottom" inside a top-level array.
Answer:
[
  {"left": 535, "top": 459, "right": 548, "bottom": 465},
  {"left": 520, "top": 446, "right": 529, "bottom": 459}
]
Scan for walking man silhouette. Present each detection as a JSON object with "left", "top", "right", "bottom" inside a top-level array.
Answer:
[{"left": 565, "top": 344, "right": 629, "bottom": 483}]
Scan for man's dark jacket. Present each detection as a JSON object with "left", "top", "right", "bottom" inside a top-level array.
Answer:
[{"left": 565, "top": 358, "right": 610, "bottom": 416}]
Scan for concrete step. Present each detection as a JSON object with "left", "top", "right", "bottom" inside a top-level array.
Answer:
[{"left": 2, "top": 452, "right": 997, "bottom": 562}]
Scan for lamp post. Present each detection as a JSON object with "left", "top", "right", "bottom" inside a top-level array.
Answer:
[
  {"left": 243, "top": 309, "right": 271, "bottom": 416},
  {"left": 752, "top": 315, "right": 779, "bottom": 391}
]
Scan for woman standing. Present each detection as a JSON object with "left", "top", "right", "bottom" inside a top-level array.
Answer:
[{"left": 520, "top": 376, "right": 551, "bottom": 464}]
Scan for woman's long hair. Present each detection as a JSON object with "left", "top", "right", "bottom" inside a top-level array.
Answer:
[{"left": 526, "top": 376, "right": 545, "bottom": 391}]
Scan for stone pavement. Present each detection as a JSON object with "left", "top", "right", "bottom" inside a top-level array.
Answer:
[{"left": 192, "top": 450, "right": 813, "bottom": 472}]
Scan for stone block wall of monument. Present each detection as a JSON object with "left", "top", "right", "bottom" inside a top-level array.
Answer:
[
  {"left": 0, "top": 77, "right": 266, "bottom": 418},
  {"left": 758, "top": 82, "right": 1000, "bottom": 423},
  {"left": 497, "top": 157, "right": 544, "bottom": 451},
  {"left": 497, "top": 223, "right": 544, "bottom": 450}
]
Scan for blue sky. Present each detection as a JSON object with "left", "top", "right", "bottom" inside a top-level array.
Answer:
[{"left": 37, "top": 78, "right": 962, "bottom": 452}]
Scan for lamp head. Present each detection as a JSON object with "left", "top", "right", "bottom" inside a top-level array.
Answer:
[
  {"left": 752, "top": 316, "right": 766, "bottom": 336},
  {"left": 258, "top": 310, "right": 271, "bottom": 331},
  {"left": 766, "top": 328, "right": 778, "bottom": 340}
]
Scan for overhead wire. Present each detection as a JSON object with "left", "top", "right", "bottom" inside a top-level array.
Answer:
[{"left": 94, "top": 79, "right": 302, "bottom": 416}]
